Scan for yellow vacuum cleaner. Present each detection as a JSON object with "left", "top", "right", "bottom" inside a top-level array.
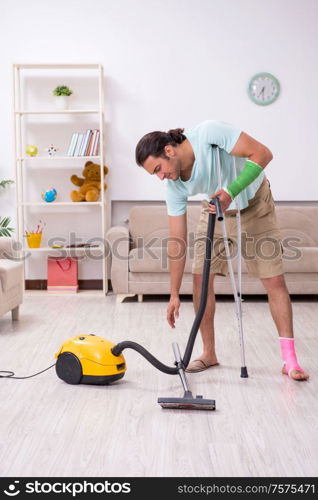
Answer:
[
  {"left": 55, "top": 336, "right": 126, "bottom": 385},
  {"left": 54, "top": 197, "right": 226, "bottom": 411}
]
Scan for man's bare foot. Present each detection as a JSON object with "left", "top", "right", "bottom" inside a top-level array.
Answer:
[{"left": 282, "top": 366, "right": 309, "bottom": 381}]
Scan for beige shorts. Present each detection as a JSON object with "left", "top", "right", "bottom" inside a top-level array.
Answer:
[{"left": 192, "top": 178, "right": 284, "bottom": 279}]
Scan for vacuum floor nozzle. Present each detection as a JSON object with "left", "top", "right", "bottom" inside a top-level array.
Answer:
[{"left": 158, "top": 391, "right": 215, "bottom": 411}]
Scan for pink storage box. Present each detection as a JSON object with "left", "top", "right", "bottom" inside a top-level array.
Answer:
[{"left": 47, "top": 257, "right": 78, "bottom": 293}]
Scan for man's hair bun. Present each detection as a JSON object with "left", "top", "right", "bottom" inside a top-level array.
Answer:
[{"left": 167, "top": 128, "right": 186, "bottom": 144}]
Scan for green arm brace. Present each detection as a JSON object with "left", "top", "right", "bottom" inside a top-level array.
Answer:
[{"left": 226, "top": 160, "right": 263, "bottom": 199}]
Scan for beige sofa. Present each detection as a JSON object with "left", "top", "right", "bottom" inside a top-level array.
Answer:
[
  {"left": 0, "top": 238, "right": 23, "bottom": 320},
  {"left": 107, "top": 205, "right": 318, "bottom": 302}
]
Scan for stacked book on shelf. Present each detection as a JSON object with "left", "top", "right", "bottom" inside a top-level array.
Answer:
[{"left": 67, "top": 129, "right": 100, "bottom": 157}]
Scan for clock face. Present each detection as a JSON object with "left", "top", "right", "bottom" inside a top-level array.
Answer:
[{"left": 248, "top": 73, "right": 280, "bottom": 106}]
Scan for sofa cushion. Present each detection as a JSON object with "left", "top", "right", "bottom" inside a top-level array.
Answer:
[
  {"left": 213, "top": 247, "right": 318, "bottom": 274},
  {"left": 129, "top": 247, "right": 195, "bottom": 273},
  {"left": 128, "top": 245, "right": 318, "bottom": 275},
  {"left": 277, "top": 207, "right": 318, "bottom": 246},
  {"left": 129, "top": 207, "right": 169, "bottom": 248},
  {"left": 128, "top": 248, "right": 249, "bottom": 274},
  {"left": 281, "top": 247, "right": 318, "bottom": 273},
  {"left": 129, "top": 247, "right": 185, "bottom": 273},
  {"left": 128, "top": 206, "right": 201, "bottom": 248},
  {"left": 0, "top": 260, "right": 23, "bottom": 293}
]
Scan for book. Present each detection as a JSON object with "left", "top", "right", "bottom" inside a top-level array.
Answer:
[
  {"left": 78, "top": 133, "right": 87, "bottom": 156},
  {"left": 67, "top": 133, "right": 78, "bottom": 156},
  {"left": 82, "top": 130, "right": 93, "bottom": 156},
  {"left": 80, "top": 129, "right": 92, "bottom": 156},
  {"left": 70, "top": 133, "right": 80, "bottom": 156},
  {"left": 92, "top": 130, "right": 99, "bottom": 155},
  {"left": 67, "top": 133, "right": 75, "bottom": 156},
  {"left": 74, "top": 133, "right": 84, "bottom": 156},
  {"left": 86, "top": 130, "right": 95, "bottom": 156},
  {"left": 92, "top": 130, "right": 100, "bottom": 156},
  {"left": 89, "top": 130, "right": 97, "bottom": 156},
  {"left": 86, "top": 131, "right": 94, "bottom": 156}
]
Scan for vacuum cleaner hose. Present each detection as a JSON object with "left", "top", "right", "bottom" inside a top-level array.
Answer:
[{"left": 112, "top": 341, "right": 178, "bottom": 375}]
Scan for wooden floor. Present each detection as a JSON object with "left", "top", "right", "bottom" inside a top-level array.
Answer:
[{"left": 0, "top": 293, "right": 317, "bottom": 477}]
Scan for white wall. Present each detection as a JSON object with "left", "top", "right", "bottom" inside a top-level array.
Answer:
[{"left": 1, "top": 0, "right": 318, "bottom": 277}]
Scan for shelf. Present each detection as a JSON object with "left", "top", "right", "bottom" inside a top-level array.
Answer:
[
  {"left": 15, "top": 110, "right": 99, "bottom": 115},
  {"left": 14, "top": 64, "right": 102, "bottom": 70},
  {"left": 23, "top": 246, "right": 104, "bottom": 253},
  {"left": 20, "top": 201, "right": 103, "bottom": 206},
  {"left": 18, "top": 156, "right": 101, "bottom": 161}
]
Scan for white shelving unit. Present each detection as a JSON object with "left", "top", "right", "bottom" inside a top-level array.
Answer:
[
  {"left": 18, "top": 156, "right": 100, "bottom": 161},
  {"left": 13, "top": 63, "right": 108, "bottom": 295}
]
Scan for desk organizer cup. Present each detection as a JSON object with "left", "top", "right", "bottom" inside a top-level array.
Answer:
[{"left": 26, "top": 232, "right": 42, "bottom": 248}]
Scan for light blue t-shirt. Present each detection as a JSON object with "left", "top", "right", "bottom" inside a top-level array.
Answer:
[{"left": 165, "top": 120, "right": 265, "bottom": 216}]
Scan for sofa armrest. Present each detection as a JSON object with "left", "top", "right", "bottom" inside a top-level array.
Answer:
[
  {"left": 106, "top": 226, "right": 130, "bottom": 294},
  {"left": 0, "top": 237, "right": 20, "bottom": 260},
  {"left": 0, "top": 260, "right": 24, "bottom": 293}
]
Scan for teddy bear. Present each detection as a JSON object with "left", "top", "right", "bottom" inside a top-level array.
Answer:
[{"left": 70, "top": 161, "right": 108, "bottom": 202}]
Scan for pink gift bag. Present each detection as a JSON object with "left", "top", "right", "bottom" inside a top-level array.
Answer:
[{"left": 47, "top": 257, "right": 78, "bottom": 293}]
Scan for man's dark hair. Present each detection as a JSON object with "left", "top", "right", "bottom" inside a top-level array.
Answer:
[{"left": 135, "top": 128, "right": 186, "bottom": 166}]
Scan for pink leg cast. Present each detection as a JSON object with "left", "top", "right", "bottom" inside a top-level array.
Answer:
[{"left": 279, "top": 337, "right": 304, "bottom": 377}]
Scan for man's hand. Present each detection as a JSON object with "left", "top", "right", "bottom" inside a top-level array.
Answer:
[
  {"left": 209, "top": 189, "right": 232, "bottom": 213},
  {"left": 167, "top": 294, "right": 180, "bottom": 328}
]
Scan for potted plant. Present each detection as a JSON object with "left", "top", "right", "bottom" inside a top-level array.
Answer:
[
  {"left": 52, "top": 85, "right": 73, "bottom": 110},
  {"left": 0, "top": 180, "right": 14, "bottom": 237}
]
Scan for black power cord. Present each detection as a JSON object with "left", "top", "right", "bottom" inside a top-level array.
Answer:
[{"left": 0, "top": 363, "right": 56, "bottom": 379}]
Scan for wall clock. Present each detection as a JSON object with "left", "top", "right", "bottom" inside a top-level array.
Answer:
[{"left": 248, "top": 72, "right": 280, "bottom": 106}]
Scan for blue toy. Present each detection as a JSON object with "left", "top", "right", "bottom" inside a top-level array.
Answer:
[{"left": 42, "top": 188, "right": 57, "bottom": 203}]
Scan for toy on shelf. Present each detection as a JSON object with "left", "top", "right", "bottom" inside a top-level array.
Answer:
[
  {"left": 70, "top": 161, "right": 108, "bottom": 202},
  {"left": 45, "top": 144, "right": 59, "bottom": 156},
  {"left": 42, "top": 188, "right": 57, "bottom": 203},
  {"left": 25, "top": 145, "right": 38, "bottom": 157},
  {"left": 25, "top": 220, "right": 46, "bottom": 248}
]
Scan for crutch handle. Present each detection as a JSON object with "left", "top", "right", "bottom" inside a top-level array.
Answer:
[{"left": 209, "top": 197, "right": 224, "bottom": 221}]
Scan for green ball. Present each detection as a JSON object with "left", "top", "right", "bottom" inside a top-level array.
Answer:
[{"left": 26, "top": 145, "right": 38, "bottom": 157}]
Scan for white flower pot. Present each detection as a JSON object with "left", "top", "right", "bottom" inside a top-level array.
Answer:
[{"left": 55, "top": 96, "right": 70, "bottom": 110}]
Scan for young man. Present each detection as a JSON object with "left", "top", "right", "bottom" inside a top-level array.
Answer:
[{"left": 135, "top": 120, "right": 309, "bottom": 381}]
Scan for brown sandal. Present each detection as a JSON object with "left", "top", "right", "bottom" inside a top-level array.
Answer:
[{"left": 185, "top": 359, "right": 220, "bottom": 373}]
